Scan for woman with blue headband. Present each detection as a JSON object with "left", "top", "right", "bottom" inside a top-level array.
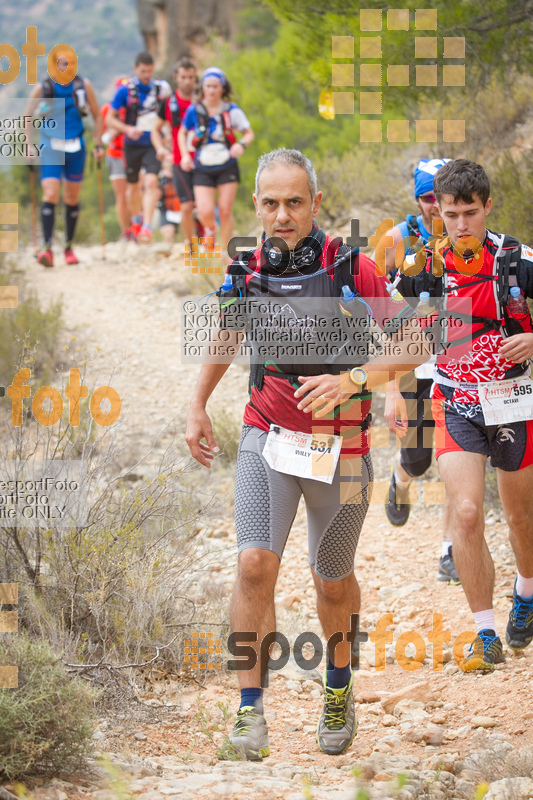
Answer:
[{"left": 178, "top": 67, "right": 254, "bottom": 257}]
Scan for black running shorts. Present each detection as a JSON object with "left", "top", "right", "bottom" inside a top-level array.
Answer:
[
  {"left": 234, "top": 425, "right": 373, "bottom": 581},
  {"left": 124, "top": 143, "right": 160, "bottom": 183},
  {"left": 432, "top": 384, "right": 533, "bottom": 471},
  {"left": 193, "top": 162, "right": 240, "bottom": 189},
  {"left": 399, "top": 372, "right": 435, "bottom": 478},
  {"left": 173, "top": 163, "right": 194, "bottom": 204}
]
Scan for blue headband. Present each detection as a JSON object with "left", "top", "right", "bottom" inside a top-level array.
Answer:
[
  {"left": 414, "top": 158, "right": 451, "bottom": 197},
  {"left": 201, "top": 67, "right": 227, "bottom": 87}
]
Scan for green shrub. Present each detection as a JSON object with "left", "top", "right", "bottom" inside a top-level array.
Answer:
[
  {"left": 0, "top": 635, "right": 96, "bottom": 780},
  {"left": 488, "top": 149, "right": 533, "bottom": 246},
  {"left": 0, "top": 378, "right": 216, "bottom": 669},
  {"left": 0, "top": 256, "right": 62, "bottom": 387}
]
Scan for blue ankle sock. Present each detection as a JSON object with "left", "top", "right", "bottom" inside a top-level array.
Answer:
[
  {"left": 327, "top": 658, "right": 352, "bottom": 689},
  {"left": 239, "top": 688, "right": 263, "bottom": 713}
]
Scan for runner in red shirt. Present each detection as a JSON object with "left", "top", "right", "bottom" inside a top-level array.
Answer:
[
  {"left": 397, "top": 158, "right": 533, "bottom": 671},
  {"left": 186, "top": 148, "right": 430, "bottom": 761},
  {"left": 151, "top": 57, "right": 197, "bottom": 252}
]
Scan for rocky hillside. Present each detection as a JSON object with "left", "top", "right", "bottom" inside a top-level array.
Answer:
[
  {"left": 0, "top": 0, "right": 142, "bottom": 98},
  {"left": 137, "top": 0, "right": 243, "bottom": 72}
]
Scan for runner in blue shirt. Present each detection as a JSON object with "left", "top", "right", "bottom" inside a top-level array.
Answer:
[
  {"left": 108, "top": 52, "right": 171, "bottom": 243},
  {"left": 24, "top": 52, "right": 103, "bottom": 267},
  {"left": 178, "top": 67, "right": 253, "bottom": 259}
]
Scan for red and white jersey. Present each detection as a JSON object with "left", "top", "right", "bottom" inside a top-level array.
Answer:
[{"left": 434, "top": 230, "right": 533, "bottom": 404}]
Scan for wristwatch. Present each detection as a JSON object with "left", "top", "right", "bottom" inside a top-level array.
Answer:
[{"left": 349, "top": 367, "right": 368, "bottom": 388}]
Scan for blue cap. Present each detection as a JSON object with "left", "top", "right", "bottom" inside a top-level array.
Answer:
[
  {"left": 201, "top": 67, "right": 228, "bottom": 87},
  {"left": 414, "top": 158, "right": 451, "bottom": 198},
  {"left": 510, "top": 286, "right": 521, "bottom": 297}
]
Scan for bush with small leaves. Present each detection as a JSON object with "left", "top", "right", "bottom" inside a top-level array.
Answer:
[{"left": 0, "top": 635, "right": 97, "bottom": 780}]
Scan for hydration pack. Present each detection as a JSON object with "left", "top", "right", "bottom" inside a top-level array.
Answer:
[
  {"left": 168, "top": 92, "right": 183, "bottom": 128},
  {"left": 405, "top": 214, "right": 423, "bottom": 241},
  {"left": 218, "top": 236, "right": 369, "bottom": 392},
  {"left": 191, "top": 101, "right": 236, "bottom": 149},
  {"left": 42, "top": 76, "right": 88, "bottom": 117},
  {"left": 125, "top": 79, "right": 166, "bottom": 126},
  {"left": 405, "top": 241, "right": 533, "bottom": 379}
]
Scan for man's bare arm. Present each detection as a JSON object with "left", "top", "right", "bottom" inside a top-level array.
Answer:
[
  {"left": 375, "top": 225, "right": 404, "bottom": 275},
  {"left": 84, "top": 79, "right": 103, "bottom": 146},
  {"left": 107, "top": 106, "right": 142, "bottom": 140},
  {"left": 294, "top": 317, "right": 432, "bottom": 417},
  {"left": 151, "top": 116, "right": 170, "bottom": 160},
  {"left": 186, "top": 329, "right": 245, "bottom": 467}
]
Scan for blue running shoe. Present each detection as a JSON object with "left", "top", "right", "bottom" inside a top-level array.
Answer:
[
  {"left": 463, "top": 629, "right": 505, "bottom": 672},
  {"left": 506, "top": 580, "right": 533, "bottom": 651}
]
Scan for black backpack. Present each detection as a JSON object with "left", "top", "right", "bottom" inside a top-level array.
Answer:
[
  {"left": 168, "top": 92, "right": 182, "bottom": 128},
  {"left": 125, "top": 79, "right": 166, "bottom": 126},
  {"left": 42, "top": 75, "right": 88, "bottom": 117}
]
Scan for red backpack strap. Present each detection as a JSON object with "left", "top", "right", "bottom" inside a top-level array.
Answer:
[
  {"left": 244, "top": 245, "right": 265, "bottom": 283},
  {"left": 42, "top": 78, "right": 54, "bottom": 98},
  {"left": 221, "top": 102, "right": 236, "bottom": 146},
  {"left": 322, "top": 235, "right": 344, "bottom": 277}
]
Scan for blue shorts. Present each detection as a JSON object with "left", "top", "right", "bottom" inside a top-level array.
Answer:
[{"left": 40, "top": 141, "right": 86, "bottom": 183}]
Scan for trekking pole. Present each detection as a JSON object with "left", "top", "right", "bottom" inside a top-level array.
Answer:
[
  {"left": 28, "top": 164, "right": 38, "bottom": 257},
  {"left": 96, "top": 157, "right": 106, "bottom": 261}
]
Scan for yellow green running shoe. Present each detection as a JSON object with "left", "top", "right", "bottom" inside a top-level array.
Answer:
[
  {"left": 225, "top": 706, "right": 270, "bottom": 761},
  {"left": 316, "top": 669, "right": 358, "bottom": 755}
]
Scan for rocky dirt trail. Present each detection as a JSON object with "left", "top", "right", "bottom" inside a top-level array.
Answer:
[{"left": 6, "top": 243, "right": 533, "bottom": 800}]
